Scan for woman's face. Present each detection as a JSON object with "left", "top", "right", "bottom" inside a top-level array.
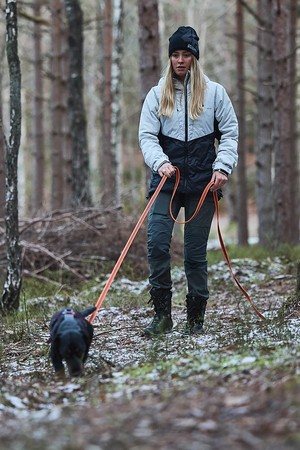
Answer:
[{"left": 170, "top": 50, "right": 193, "bottom": 81}]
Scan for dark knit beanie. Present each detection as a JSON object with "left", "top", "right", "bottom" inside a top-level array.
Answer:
[{"left": 168, "top": 26, "right": 200, "bottom": 59}]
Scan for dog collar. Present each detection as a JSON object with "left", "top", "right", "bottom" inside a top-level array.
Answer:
[{"left": 62, "top": 308, "right": 76, "bottom": 316}]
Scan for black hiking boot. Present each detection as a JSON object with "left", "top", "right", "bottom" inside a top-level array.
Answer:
[
  {"left": 144, "top": 288, "right": 173, "bottom": 337},
  {"left": 184, "top": 294, "right": 207, "bottom": 335}
]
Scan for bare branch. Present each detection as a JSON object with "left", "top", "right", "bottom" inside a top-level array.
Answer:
[
  {"left": 241, "top": 0, "right": 261, "bottom": 24},
  {"left": 18, "top": 8, "right": 50, "bottom": 26}
]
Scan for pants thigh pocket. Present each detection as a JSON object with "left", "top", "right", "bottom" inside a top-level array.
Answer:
[{"left": 150, "top": 192, "right": 173, "bottom": 216}]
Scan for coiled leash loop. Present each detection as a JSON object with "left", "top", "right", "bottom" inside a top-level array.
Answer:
[
  {"left": 169, "top": 167, "right": 214, "bottom": 224},
  {"left": 88, "top": 167, "right": 266, "bottom": 323}
]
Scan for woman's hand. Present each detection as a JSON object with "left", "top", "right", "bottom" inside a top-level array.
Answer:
[
  {"left": 210, "top": 170, "right": 228, "bottom": 191},
  {"left": 158, "top": 162, "right": 176, "bottom": 178}
]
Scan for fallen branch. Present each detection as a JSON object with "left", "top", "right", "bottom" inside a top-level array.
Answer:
[{"left": 21, "top": 240, "right": 86, "bottom": 280}]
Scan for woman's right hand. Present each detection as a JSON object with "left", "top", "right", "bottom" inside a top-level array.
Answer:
[{"left": 158, "top": 162, "right": 176, "bottom": 178}]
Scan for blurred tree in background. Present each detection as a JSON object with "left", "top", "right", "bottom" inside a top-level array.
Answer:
[
  {"left": 1, "top": 0, "right": 22, "bottom": 313},
  {"left": 0, "top": 0, "right": 298, "bottom": 247}
]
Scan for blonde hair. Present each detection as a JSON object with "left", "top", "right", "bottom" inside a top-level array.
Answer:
[{"left": 158, "top": 56, "right": 206, "bottom": 120}]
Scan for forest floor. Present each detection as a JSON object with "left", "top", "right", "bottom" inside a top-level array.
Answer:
[
  {"left": 0, "top": 209, "right": 300, "bottom": 449},
  {"left": 0, "top": 258, "right": 300, "bottom": 450}
]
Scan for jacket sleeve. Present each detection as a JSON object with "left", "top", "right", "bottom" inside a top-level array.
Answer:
[
  {"left": 212, "top": 84, "right": 239, "bottom": 175},
  {"left": 138, "top": 88, "right": 170, "bottom": 172}
]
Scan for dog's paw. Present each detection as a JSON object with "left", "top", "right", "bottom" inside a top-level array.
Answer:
[{"left": 54, "top": 368, "right": 66, "bottom": 378}]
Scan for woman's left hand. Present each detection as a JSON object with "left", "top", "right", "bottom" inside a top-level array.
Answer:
[{"left": 210, "top": 170, "right": 228, "bottom": 191}]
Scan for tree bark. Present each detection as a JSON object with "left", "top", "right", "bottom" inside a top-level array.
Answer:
[
  {"left": 236, "top": 0, "right": 248, "bottom": 245},
  {"left": 50, "top": 0, "right": 72, "bottom": 210},
  {"left": 61, "top": 24, "right": 72, "bottom": 210},
  {"left": 100, "top": 0, "right": 114, "bottom": 206},
  {"left": 272, "top": 0, "right": 293, "bottom": 246},
  {"left": 1, "top": 0, "right": 22, "bottom": 313},
  {"left": 0, "top": 56, "right": 5, "bottom": 219},
  {"left": 296, "top": 261, "right": 300, "bottom": 298},
  {"left": 51, "top": 0, "right": 64, "bottom": 210},
  {"left": 64, "top": 0, "right": 92, "bottom": 207},
  {"left": 287, "top": 0, "right": 299, "bottom": 243},
  {"left": 137, "top": 0, "right": 161, "bottom": 104},
  {"left": 111, "top": 0, "right": 124, "bottom": 206},
  {"left": 256, "top": 0, "right": 273, "bottom": 246},
  {"left": 137, "top": 0, "right": 161, "bottom": 193},
  {"left": 31, "top": 0, "right": 45, "bottom": 213}
]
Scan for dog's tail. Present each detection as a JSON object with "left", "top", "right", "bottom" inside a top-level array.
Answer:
[{"left": 79, "top": 306, "right": 97, "bottom": 318}]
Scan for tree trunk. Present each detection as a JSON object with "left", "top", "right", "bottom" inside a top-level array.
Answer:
[
  {"left": 0, "top": 55, "right": 5, "bottom": 219},
  {"left": 31, "top": 0, "right": 45, "bottom": 214},
  {"left": 287, "top": 0, "right": 299, "bottom": 243},
  {"left": 296, "top": 261, "right": 300, "bottom": 298},
  {"left": 236, "top": 0, "right": 248, "bottom": 245},
  {"left": 1, "top": 0, "right": 22, "bottom": 313},
  {"left": 61, "top": 25, "right": 72, "bottom": 210},
  {"left": 137, "top": 0, "right": 161, "bottom": 194},
  {"left": 256, "top": 0, "right": 273, "bottom": 246},
  {"left": 100, "top": 0, "right": 115, "bottom": 206},
  {"left": 51, "top": 0, "right": 64, "bottom": 210},
  {"left": 64, "top": 0, "right": 92, "bottom": 208},
  {"left": 111, "top": 0, "right": 124, "bottom": 206},
  {"left": 137, "top": 0, "right": 161, "bottom": 104},
  {"left": 272, "top": 0, "right": 293, "bottom": 246}
]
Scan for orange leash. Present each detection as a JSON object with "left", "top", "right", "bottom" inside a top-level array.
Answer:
[
  {"left": 89, "top": 167, "right": 266, "bottom": 323},
  {"left": 88, "top": 174, "right": 168, "bottom": 324},
  {"left": 169, "top": 167, "right": 214, "bottom": 224},
  {"left": 169, "top": 167, "right": 266, "bottom": 320},
  {"left": 212, "top": 190, "right": 266, "bottom": 320}
]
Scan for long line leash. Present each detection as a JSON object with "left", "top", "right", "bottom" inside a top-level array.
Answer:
[
  {"left": 88, "top": 174, "right": 168, "bottom": 324},
  {"left": 89, "top": 167, "right": 266, "bottom": 324},
  {"left": 212, "top": 188, "right": 266, "bottom": 320},
  {"left": 169, "top": 168, "right": 266, "bottom": 320}
]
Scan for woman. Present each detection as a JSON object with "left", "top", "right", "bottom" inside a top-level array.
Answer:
[{"left": 139, "top": 26, "right": 238, "bottom": 336}]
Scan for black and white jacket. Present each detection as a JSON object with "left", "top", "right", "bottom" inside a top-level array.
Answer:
[{"left": 139, "top": 73, "right": 238, "bottom": 195}]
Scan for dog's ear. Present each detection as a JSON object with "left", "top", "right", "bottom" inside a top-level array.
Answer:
[
  {"left": 79, "top": 306, "right": 96, "bottom": 318},
  {"left": 49, "top": 310, "right": 63, "bottom": 330}
]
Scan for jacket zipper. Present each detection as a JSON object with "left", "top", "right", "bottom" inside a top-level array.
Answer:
[{"left": 184, "top": 72, "right": 190, "bottom": 190}]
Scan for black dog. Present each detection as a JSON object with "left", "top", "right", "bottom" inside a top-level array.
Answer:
[{"left": 49, "top": 306, "right": 96, "bottom": 377}]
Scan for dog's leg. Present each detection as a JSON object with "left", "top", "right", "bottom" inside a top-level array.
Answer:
[{"left": 50, "top": 346, "right": 65, "bottom": 376}]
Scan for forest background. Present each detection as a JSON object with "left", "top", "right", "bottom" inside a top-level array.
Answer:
[
  {"left": 0, "top": 0, "right": 299, "bottom": 308},
  {"left": 0, "top": 3, "right": 300, "bottom": 448},
  {"left": 0, "top": 0, "right": 299, "bottom": 231}
]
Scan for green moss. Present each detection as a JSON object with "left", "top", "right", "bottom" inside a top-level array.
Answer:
[
  {"left": 208, "top": 244, "right": 300, "bottom": 265},
  {"left": 108, "top": 343, "right": 299, "bottom": 395}
]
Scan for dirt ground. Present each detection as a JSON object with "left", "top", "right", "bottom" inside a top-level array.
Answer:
[
  {"left": 1, "top": 260, "right": 300, "bottom": 450},
  {"left": 0, "top": 210, "right": 300, "bottom": 449}
]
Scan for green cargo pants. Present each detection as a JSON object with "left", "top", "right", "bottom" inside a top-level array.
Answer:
[{"left": 147, "top": 190, "right": 215, "bottom": 299}]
